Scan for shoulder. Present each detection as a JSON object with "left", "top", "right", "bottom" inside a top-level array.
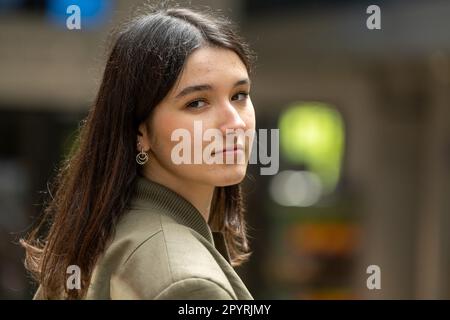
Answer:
[
  {"left": 153, "top": 277, "right": 234, "bottom": 300},
  {"left": 104, "top": 208, "right": 234, "bottom": 299}
]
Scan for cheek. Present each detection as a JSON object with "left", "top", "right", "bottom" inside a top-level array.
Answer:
[
  {"left": 149, "top": 111, "right": 175, "bottom": 155},
  {"left": 242, "top": 105, "right": 256, "bottom": 153},
  {"left": 150, "top": 111, "right": 193, "bottom": 160},
  {"left": 244, "top": 104, "right": 256, "bottom": 130}
]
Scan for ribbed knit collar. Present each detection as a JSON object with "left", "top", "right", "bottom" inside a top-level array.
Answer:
[{"left": 129, "top": 175, "right": 215, "bottom": 246}]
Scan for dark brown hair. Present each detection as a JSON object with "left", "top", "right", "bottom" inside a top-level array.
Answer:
[{"left": 21, "top": 5, "right": 256, "bottom": 299}]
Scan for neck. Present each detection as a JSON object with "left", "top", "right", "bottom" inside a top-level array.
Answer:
[{"left": 141, "top": 164, "right": 214, "bottom": 223}]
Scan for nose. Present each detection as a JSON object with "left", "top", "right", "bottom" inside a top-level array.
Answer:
[{"left": 217, "top": 101, "right": 247, "bottom": 135}]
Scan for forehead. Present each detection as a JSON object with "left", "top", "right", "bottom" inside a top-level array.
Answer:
[{"left": 175, "top": 46, "right": 248, "bottom": 87}]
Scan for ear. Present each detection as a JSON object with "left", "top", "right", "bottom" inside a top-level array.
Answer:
[{"left": 136, "top": 122, "right": 151, "bottom": 153}]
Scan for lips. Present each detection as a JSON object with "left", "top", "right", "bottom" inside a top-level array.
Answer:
[{"left": 212, "top": 144, "right": 244, "bottom": 155}]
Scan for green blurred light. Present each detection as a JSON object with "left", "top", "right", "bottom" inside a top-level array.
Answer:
[{"left": 279, "top": 102, "right": 345, "bottom": 193}]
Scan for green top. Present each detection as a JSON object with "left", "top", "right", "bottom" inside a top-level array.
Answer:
[{"left": 34, "top": 175, "right": 254, "bottom": 300}]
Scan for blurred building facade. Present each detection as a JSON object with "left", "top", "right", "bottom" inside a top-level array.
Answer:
[{"left": 0, "top": 0, "right": 449, "bottom": 299}]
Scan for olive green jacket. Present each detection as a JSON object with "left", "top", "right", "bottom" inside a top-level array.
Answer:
[{"left": 34, "top": 176, "right": 253, "bottom": 300}]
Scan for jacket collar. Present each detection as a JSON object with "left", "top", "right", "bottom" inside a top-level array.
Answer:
[{"left": 129, "top": 175, "right": 231, "bottom": 263}]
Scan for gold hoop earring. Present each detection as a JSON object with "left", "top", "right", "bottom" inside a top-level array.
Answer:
[{"left": 136, "top": 144, "right": 149, "bottom": 165}]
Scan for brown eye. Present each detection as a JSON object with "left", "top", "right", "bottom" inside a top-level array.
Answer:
[
  {"left": 232, "top": 92, "right": 249, "bottom": 101},
  {"left": 186, "top": 99, "right": 207, "bottom": 109}
]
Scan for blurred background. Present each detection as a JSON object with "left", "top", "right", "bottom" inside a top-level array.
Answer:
[{"left": 1, "top": 0, "right": 450, "bottom": 299}]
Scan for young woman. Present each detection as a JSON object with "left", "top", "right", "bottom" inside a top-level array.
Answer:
[{"left": 21, "top": 6, "right": 256, "bottom": 299}]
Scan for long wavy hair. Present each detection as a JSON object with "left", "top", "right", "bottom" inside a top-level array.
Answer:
[{"left": 20, "top": 5, "right": 257, "bottom": 299}]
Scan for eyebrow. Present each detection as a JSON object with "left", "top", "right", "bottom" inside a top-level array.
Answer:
[{"left": 174, "top": 78, "right": 251, "bottom": 100}]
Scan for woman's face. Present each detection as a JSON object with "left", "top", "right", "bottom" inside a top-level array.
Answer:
[{"left": 143, "top": 46, "right": 255, "bottom": 187}]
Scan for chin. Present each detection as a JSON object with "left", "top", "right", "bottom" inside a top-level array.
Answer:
[{"left": 213, "top": 165, "right": 248, "bottom": 187}]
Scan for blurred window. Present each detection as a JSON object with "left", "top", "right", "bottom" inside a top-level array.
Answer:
[
  {"left": 0, "top": 0, "right": 113, "bottom": 29},
  {"left": 244, "top": 0, "right": 370, "bottom": 15},
  {"left": 0, "top": 0, "right": 46, "bottom": 13}
]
